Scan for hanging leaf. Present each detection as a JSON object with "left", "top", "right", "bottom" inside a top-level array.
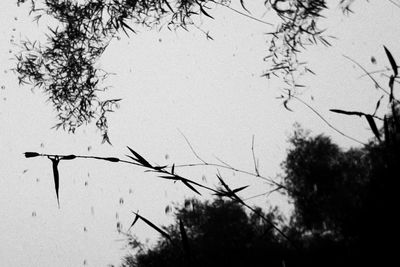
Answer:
[
  {"left": 283, "top": 100, "right": 293, "bottom": 112},
  {"left": 384, "top": 46, "right": 398, "bottom": 76},
  {"left": 49, "top": 156, "right": 60, "bottom": 208},
  {"left": 365, "top": 115, "right": 381, "bottom": 142},
  {"left": 240, "top": 0, "right": 250, "bottom": 13},
  {"left": 199, "top": 4, "right": 214, "bottom": 19},
  {"left": 373, "top": 95, "right": 384, "bottom": 116}
]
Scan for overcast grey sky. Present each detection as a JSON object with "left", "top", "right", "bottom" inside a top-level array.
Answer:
[{"left": 1, "top": 1, "right": 399, "bottom": 266}]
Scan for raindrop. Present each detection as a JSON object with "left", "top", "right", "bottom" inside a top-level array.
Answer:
[
  {"left": 165, "top": 205, "right": 171, "bottom": 214},
  {"left": 3, "top": 97, "right": 7, "bottom": 101},
  {"left": 23, "top": 169, "right": 28, "bottom": 174},
  {"left": 87, "top": 146, "right": 92, "bottom": 151},
  {"left": 116, "top": 222, "right": 122, "bottom": 232},
  {"left": 40, "top": 143, "right": 44, "bottom": 148},
  {"left": 90, "top": 206, "right": 95, "bottom": 216},
  {"left": 36, "top": 178, "right": 40, "bottom": 183},
  {"left": 12, "top": 28, "right": 16, "bottom": 31},
  {"left": 128, "top": 188, "right": 133, "bottom": 194},
  {"left": 1, "top": 85, "right": 5, "bottom": 90},
  {"left": 119, "top": 197, "right": 124, "bottom": 205},
  {"left": 164, "top": 154, "right": 169, "bottom": 160},
  {"left": 158, "top": 38, "right": 162, "bottom": 42},
  {"left": 4, "top": 70, "right": 7, "bottom": 74},
  {"left": 116, "top": 36, "right": 121, "bottom": 40},
  {"left": 8, "top": 50, "right": 12, "bottom": 53},
  {"left": 201, "top": 175, "right": 207, "bottom": 182},
  {"left": 84, "top": 181, "right": 88, "bottom": 186},
  {"left": 14, "top": 17, "right": 18, "bottom": 21},
  {"left": 32, "top": 211, "right": 37, "bottom": 217},
  {"left": 83, "top": 259, "right": 87, "bottom": 265},
  {"left": 371, "top": 56, "right": 377, "bottom": 64},
  {"left": 83, "top": 226, "right": 87, "bottom": 232},
  {"left": 115, "top": 212, "right": 119, "bottom": 219}
]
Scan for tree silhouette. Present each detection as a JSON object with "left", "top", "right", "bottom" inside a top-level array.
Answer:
[{"left": 121, "top": 198, "right": 288, "bottom": 267}]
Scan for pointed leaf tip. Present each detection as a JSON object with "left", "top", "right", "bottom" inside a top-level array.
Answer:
[{"left": 24, "top": 152, "right": 39, "bottom": 158}]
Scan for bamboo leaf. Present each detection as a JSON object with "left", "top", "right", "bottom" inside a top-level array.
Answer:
[
  {"left": 50, "top": 156, "right": 60, "bottom": 208},
  {"left": 373, "top": 95, "right": 384, "bottom": 116},
  {"left": 129, "top": 211, "right": 140, "bottom": 230},
  {"left": 283, "top": 100, "right": 293, "bottom": 112},
  {"left": 231, "top": 185, "right": 249, "bottom": 194},
  {"left": 127, "top": 147, "right": 152, "bottom": 167},
  {"left": 164, "top": 0, "right": 174, "bottom": 12},
  {"left": 61, "top": 155, "right": 76, "bottom": 160},
  {"left": 134, "top": 212, "right": 173, "bottom": 243},
  {"left": 199, "top": 5, "right": 214, "bottom": 19},
  {"left": 330, "top": 109, "right": 364, "bottom": 117},
  {"left": 181, "top": 179, "right": 202, "bottom": 195},
  {"left": 24, "top": 152, "right": 40, "bottom": 158},
  {"left": 103, "top": 157, "right": 120, "bottom": 162},
  {"left": 384, "top": 45, "right": 398, "bottom": 76},
  {"left": 365, "top": 115, "right": 381, "bottom": 141},
  {"left": 240, "top": 0, "right": 250, "bottom": 13}
]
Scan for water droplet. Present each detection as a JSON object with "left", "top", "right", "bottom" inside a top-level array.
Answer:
[
  {"left": 12, "top": 28, "right": 16, "bottom": 31},
  {"left": 371, "top": 56, "right": 377, "bottom": 64},
  {"left": 83, "top": 259, "right": 87, "bottom": 265},
  {"left": 23, "top": 169, "right": 28, "bottom": 174},
  {"left": 115, "top": 212, "right": 119, "bottom": 219},
  {"left": 83, "top": 226, "right": 87, "bottom": 232},
  {"left": 90, "top": 206, "right": 95, "bottom": 215},
  {"left": 40, "top": 143, "right": 44, "bottom": 148},
  {"left": 1, "top": 85, "right": 5, "bottom": 90},
  {"left": 36, "top": 178, "right": 40, "bottom": 183},
  {"left": 14, "top": 17, "right": 18, "bottom": 21},
  {"left": 119, "top": 197, "right": 124, "bottom": 205},
  {"left": 164, "top": 154, "right": 169, "bottom": 160},
  {"left": 8, "top": 50, "right": 12, "bottom": 53},
  {"left": 4, "top": 70, "right": 8, "bottom": 74},
  {"left": 32, "top": 211, "right": 37, "bottom": 217},
  {"left": 116, "top": 222, "right": 122, "bottom": 232},
  {"left": 84, "top": 181, "right": 88, "bottom": 186},
  {"left": 129, "top": 188, "right": 133, "bottom": 194},
  {"left": 87, "top": 146, "right": 92, "bottom": 151},
  {"left": 158, "top": 38, "right": 162, "bottom": 42}
]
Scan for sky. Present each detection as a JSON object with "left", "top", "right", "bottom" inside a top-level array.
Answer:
[{"left": 1, "top": 0, "right": 400, "bottom": 266}]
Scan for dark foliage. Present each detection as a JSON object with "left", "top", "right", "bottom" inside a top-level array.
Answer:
[{"left": 14, "top": 0, "right": 357, "bottom": 142}]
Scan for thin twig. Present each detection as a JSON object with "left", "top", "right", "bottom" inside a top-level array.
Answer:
[
  {"left": 178, "top": 129, "right": 208, "bottom": 164},
  {"left": 210, "top": 0, "right": 273, "bottom": 26},
  {"left": 290, "top": 94, "right": 367, "bottom": 146}
]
